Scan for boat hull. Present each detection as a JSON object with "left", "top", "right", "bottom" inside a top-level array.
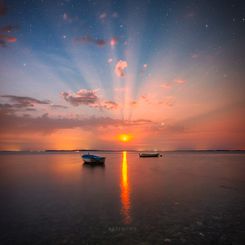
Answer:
[
  {"left": 82, "top": 154, "right": 105, "bottom": 164},
  {"left": 139, "top": 153, "right": 160, "bottom": 157}
]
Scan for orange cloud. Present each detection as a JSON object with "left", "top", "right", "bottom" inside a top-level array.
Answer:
[
  {"left": 175, "top": 79, "right": 186, "bottom": 84},
  {"left": 159, "top": 96, "right": 175, "bottom": 107},
  {"left": 115, "top": 60, "right": 128, "bottom": 77},
  {"left": 130, "top": 101, "right": 137, "bottom": 106},
  {"left": 102, "top": 101, "right": 119, "bottom": 110},
  {"left": 160, "top": 82, "right": 172, "bottom": 89},
  {"left": 0, "top": 109, "right": 154, "bottom": 135}
]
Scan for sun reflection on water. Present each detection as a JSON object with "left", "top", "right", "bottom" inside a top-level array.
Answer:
[{"left": 120, "top": 151, "right": 131, "bottom": 224}]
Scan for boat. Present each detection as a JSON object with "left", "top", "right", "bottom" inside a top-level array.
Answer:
[
  {"left": 139, "top": 152, "right": 161, "bottom": 157},
  {"left": 81, "top": 153, "right": 105, "bottom": 164}
]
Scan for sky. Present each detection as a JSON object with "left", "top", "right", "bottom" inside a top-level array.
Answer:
[{"left": 0, "top": 0, "right": 244, "bottom": 151}]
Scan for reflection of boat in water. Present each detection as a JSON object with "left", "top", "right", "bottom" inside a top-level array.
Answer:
[
  {"left": 81, "top": 153, "right": 105, "bottom": 164},
  {"left": 83, "top": 163, "right": 105, "bottom": 169},
  {"left": 139, "top": 152, "right": 161, "bottom": 157}
]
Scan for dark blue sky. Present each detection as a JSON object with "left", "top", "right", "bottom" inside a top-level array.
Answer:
[{"left": 2, "top": 0, "right": 245, "bottom": 64}]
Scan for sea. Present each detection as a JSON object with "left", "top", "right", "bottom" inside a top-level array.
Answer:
[{"left": 0, "top": 151, "right": 244, "bottom": 244}]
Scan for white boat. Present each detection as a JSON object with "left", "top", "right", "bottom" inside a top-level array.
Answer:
[
  {"left": 81, "top": 153, "right": 105, "bottom": 164},
  {"left": 139, "top": 152, "right": 161, "bottom": 157}
]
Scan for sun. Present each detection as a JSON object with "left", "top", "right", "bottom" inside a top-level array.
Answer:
[{"left": 119, "top": 134, "right": 131, "bottom": 142}]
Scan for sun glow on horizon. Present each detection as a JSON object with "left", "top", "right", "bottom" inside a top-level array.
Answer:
[{"left": 119, "top": 134, "right": 132, "bottom": 142}]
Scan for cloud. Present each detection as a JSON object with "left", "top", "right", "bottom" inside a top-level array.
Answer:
[
  {"left": 159, "top": 96, "right": 175, "bottom": 107},
  {"left": 95, "top": 39, "right": 106, "bottom": 46},
  {"left": 0, "top": 103, "right": 38, "bottom": 114},
  {"left": 191, "top": 53, "right": 199, "bottom": 59},
  {"left": 74, "top": 36, "right": 106, "bottom": 47},
  {"left": 99, "top": 12, "right": 119, "bottom": 21},
  {"left": 159, "top": 79, "right": 186, "bottom": 89},
  {"left": 112, "top": 12, "right": 118, "bottom": 18},
  {"left": 61, "top": 89, "right": 119, "bottom": 110},
  {"left": 0, "top": 34, "right": 17, "bottom": 47},
  {"left": 1, "top": 95, "right": 50, "bottom": 107},
  {"left": 0, "top": 103, "right": 17, "bottom": 114},
  {"left": 61, "top": 89, "right": 98, "bottom": 106},
  {"left": 127, "top": 95, "right": 151, "bottom": 106},
  {"left": 0, "top": 101, "right": 184, "bottom": 137},
  {"left": 0, "top": 39, "right": 6, "bottom": 47},
  {"left": 139, "top": 63, "right": 148, "bottom": 75},
  {"left": 149, "top": 121, "right": 186, "bottom": 134},
  {"left": 3, "top": 35, "right": 16, "bottom": 42},
  {"left": 160, "top": 83, "right": 172, "bottom": 89},
  {"left": 114, "top": 60, "right": 128, "bottom": 77},
  {"left": 63, "top": 12, "right": 80, "bottom": 23},
  {"left": 50, "top": 104, "right": 68, "bottom": 109},
  {"left": 99, "top": 12, "right": 107, "bottom": 20},
  {"left": 129, "top": 94, "right": 176, "bottom": 108},
  {"left": 0, "top": 2, "right": 18, "bottom": 47},
  {"left": 25, "top": 108, "right": 37, "bottom": 111},
  {"left": 130, "top": 101, "right": 137, "bottom": 106},
  {"left": 0, "top": 113, "right": 113, "bottom": 134},
  {"left": 0, "top": 108, "right": 153, "bottom": 134},
  {"left": 63, "top": 12, "right": 68, "bottom": 20},
  {"left": 109, "top": 37, "right": 118, "bottom": 47},
  {"left": 0, "top": 95, "right": 51, "bottom": 114},
  {"left": 0, "top": 1, "right": 7, "bottom": 16},
  {"left": 101, "top": 101, "right": 119, "bottom": 110},
  {"left": 140, "top": 95, "right": 149, "bottom": 103},
  {"left": 0, "top": 25, "right": 18, "bottom": 33},
  {"left": 74, "top": 35, "right": 118, "bottom": 47},
  {"left": 175, "top": 79, "right": 186, "bottom": 84},
  {"left": 107, "top": 58, "right": 113, "bottom": 63}
]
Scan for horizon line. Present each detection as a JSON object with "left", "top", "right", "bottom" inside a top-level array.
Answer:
[{"left": 0, "top": 149, "right": 244, "bottom": 153}]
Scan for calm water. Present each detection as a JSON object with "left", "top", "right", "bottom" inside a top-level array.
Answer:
[{"left": 0, "top": 152, "right": 244, "bottom": 244}]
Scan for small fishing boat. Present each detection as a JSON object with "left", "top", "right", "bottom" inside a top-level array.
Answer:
[
  {"left": 139, "top": 152, "right": 161, "bottom": 157},
  {"left": 82, "top": 153, "right": 105, "bottom": 164}
]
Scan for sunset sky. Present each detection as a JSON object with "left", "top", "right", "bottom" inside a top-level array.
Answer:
[{"left": 0, "top": 0, "right": 244, "bottom": 150}]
